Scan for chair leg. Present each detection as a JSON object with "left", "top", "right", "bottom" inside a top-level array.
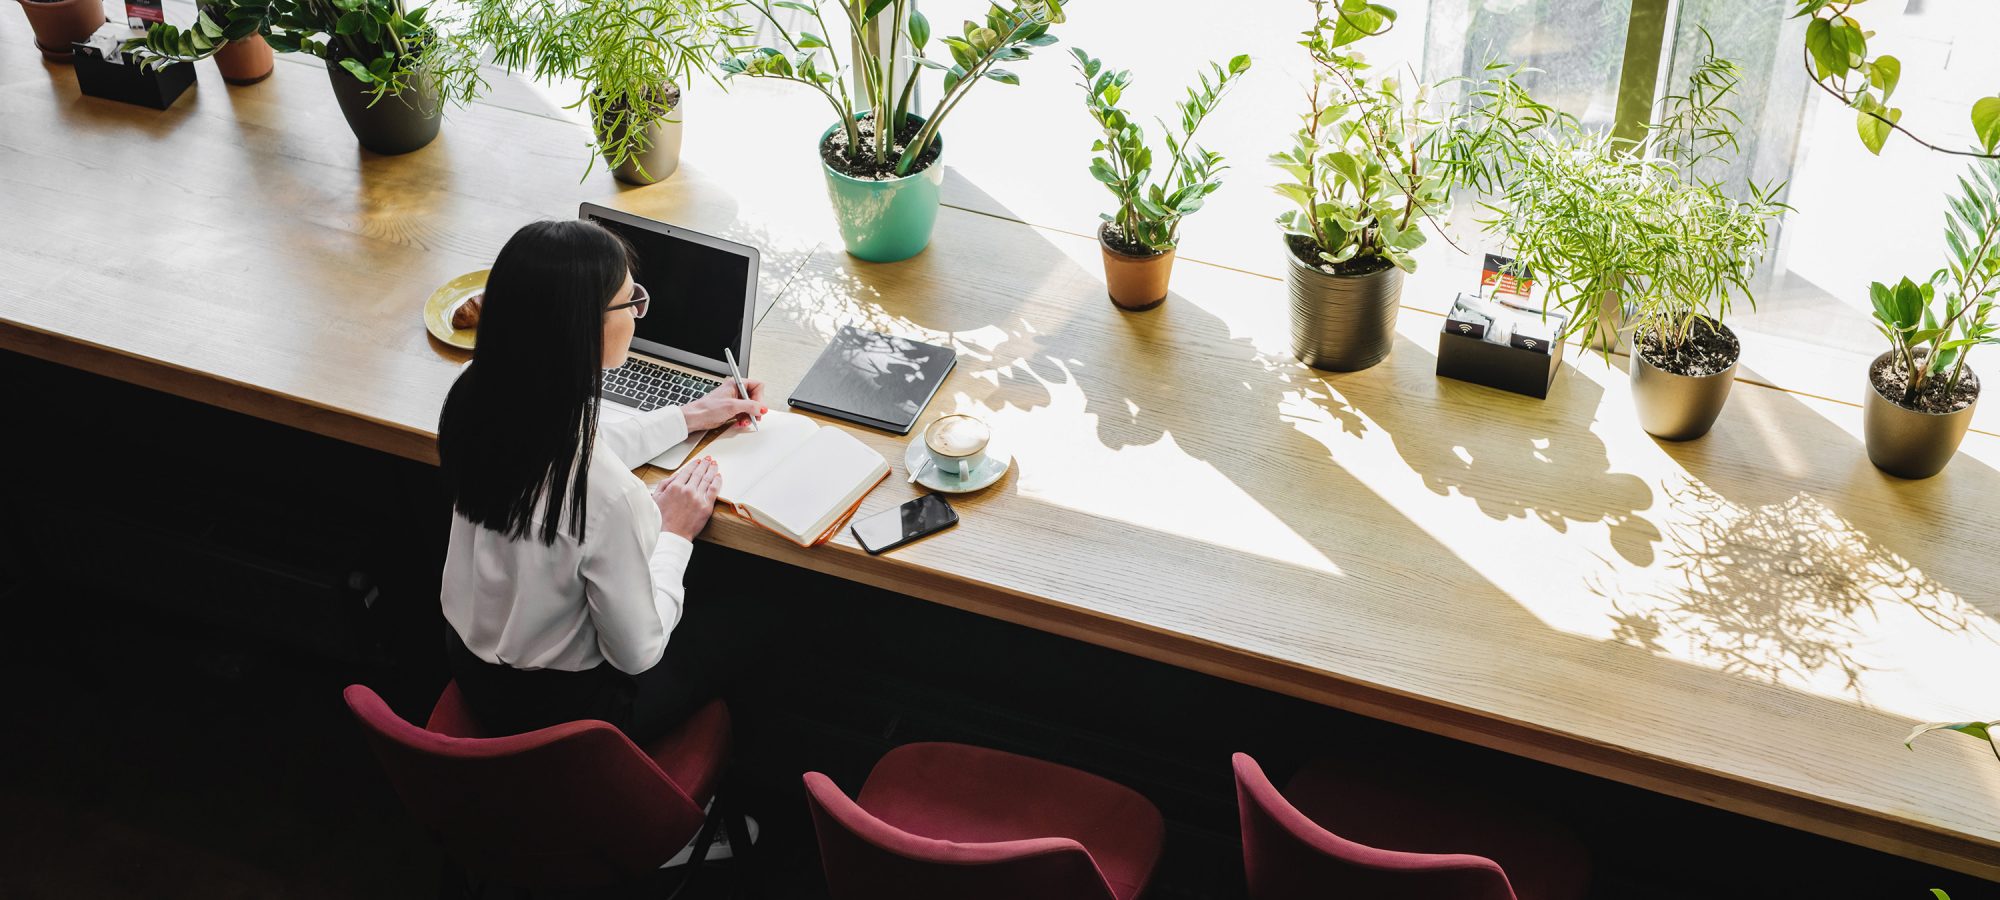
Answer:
[
  {"left": 722, "top": 796, "right": 759, "bottom": 899},
  {"left": 662, "top": 802, "right": 726, "bottom": 900}
]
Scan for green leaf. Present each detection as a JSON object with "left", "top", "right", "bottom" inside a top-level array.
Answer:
[
  {"left": 338, "top": 56, "right": 374, "bottom": 82},
  {"left": 906, "top": 9, "right": 929, "bottom": 51},
  {"left": 1973, "top": 97, "right": 2000, "bottom": 154},
  {"left": 1868, "top": 55, "right": 1900, "bottom": 99},
  {"left": 1904, "top": 720, "right": 1995, "bottom": 748},
  {"left": 1227, "top": 54, "right": 1251, "bottom": 76},
  {"left": 796, "top": 31, "right": 826, "bottom": 49},
  {"left": 862, "top": 0, "right": 893, "bottom": 21},
  {"left": 984, "top": 68, "right": 1018, "bottom": 85},
  {"left": 335, "top": 9, "right": 368, "bottom": 35},
  {"left": 1857, "top": 107, "right": 1894, "bottom": 155}
]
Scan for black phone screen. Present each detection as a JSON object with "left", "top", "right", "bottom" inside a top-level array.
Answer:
[{"left": 852, "top": 494, "right": 958, "bottom": 554}]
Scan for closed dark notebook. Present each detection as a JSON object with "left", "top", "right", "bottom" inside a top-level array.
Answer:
[{"left": 786, "top": 326, "right": 958, "bottom": 434}]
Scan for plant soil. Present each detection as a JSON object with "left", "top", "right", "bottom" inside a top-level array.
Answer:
[
  {"left": 822, "top": 116, "right": 940, "bottom": 181},
  {"left": 1871, "top": 352, "right": 1981, "bottom": 414},
  {"left": 1636, "top": 317, "right": 1739, "bottom": 378},
  {"left": 1100, "top": 223, "right": 1162, "bottom": 259},
  {"left": 1286, "top": 233, "right": 1394, "bottom": 277}
]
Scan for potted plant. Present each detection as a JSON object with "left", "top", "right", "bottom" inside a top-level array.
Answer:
[
  {"left": 206, "top": 1, "right": 274, "bottom": 84},
  {"left": 1072, "top": 48, "right": 1250, "bottom": 311},
  {"left": 1485, "top": 39, "right": 1785, "bottom": 440},
  {"left": 1862, "top": 163, "right": 2000, "bottom": 479},
  {"left": 125, "top": 0, "right": 484, "bottom": 154},
  {"left": 725, "top": 0, "right": 1066, "bottom": 262},
  {"left": 471, "top": 0, "right": 746, "bottom": 185},
  {"left": 12, "top": 0, "right": 107, "bottom": 62},
  {"left": 1270, "top": 0, "right": 1544, "bottom": 371}
]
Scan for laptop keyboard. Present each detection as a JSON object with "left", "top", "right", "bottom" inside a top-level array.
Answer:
[{"left": 601, "top": 357, "right": 722, "bottom": 413}]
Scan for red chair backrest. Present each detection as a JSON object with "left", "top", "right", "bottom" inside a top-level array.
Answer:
[
  {"left": 803, "top": 771, "right": 1120, "bottom": 900},
  {"left": 1233, "top": 753, "right": 1518, "bottom": 900},
  {"left": 342, "top": 684, "right": 707, "bottom": 890}
]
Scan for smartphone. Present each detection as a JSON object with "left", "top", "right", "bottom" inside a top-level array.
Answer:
[{"left": 851, "top": 494, "right": 958, "bottom": 554}]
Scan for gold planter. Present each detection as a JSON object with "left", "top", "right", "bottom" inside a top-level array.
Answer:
[
  {"left": 1863, "top": 351, "right": 1979, "bottom": 479},
  {"left": 1629, "top": 321, "right": 1739, "bottom": 441}
]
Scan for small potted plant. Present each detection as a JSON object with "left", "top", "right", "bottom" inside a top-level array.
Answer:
[
  {"left": 12, "top": 0, "right": 106, "bottom": 62},
  {"left": 1271, "top": 0, "right": 1543, "bottom": 371},
  {"left": 1073, "top": 48, "right": 1250, "bottom": 311},
  {"left": 205, "top": 1, "right": 273, "bottom": 84},
  {"left": 1486, "top": 37, "right": 1784, "bottom": 440},
  {"left": 1862, "top": 162, "right": 2000, "bottom": 478},
  {"left": 472, "top": 0, "right": 746, "bottom": 184},
  {"left": 126, "top": 0, "right": 484, "bottom": 154},
  {"left": 726, "top": 0, "right": 1066, "bottom": 262}
]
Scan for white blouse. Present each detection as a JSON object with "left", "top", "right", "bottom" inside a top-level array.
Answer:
[{"left": 442, "top": 405, "right": 695, "bottom": 674}]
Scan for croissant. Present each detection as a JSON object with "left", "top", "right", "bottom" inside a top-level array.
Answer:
[{"left": 451, "top": 293, "right": 483, "bottom": 330}]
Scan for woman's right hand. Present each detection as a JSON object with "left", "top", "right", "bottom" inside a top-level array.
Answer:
[{"left": 653, "top": 456, "right": 721, "bottom": 540}]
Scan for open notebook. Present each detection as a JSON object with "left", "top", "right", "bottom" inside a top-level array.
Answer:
[{"left": 701, "top": 412, "right": 890, "bottom": 547}]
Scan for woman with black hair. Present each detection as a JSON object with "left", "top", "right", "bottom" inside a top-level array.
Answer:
[{"left": 436, "top": 219, "right": 767, "bottom": 744}]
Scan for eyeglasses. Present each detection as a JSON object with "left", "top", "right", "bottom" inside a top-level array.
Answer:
[{"left": 606, "top": 283, "right": 650, "bottom": 319}]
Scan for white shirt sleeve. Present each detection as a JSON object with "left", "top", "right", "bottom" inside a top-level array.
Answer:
[
  {"left": 598, "top": 405, "right": 692, "bottom": 469},
  {"left": 579, "top": 483, "right": 692, "bottom": 674}
]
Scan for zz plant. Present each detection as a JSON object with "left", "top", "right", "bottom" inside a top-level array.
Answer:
[
  {"left": 1869, "top": 160, "right": 2000, "bottom": 410},
  {"left": 725, "top": 0, "right": 1066, "bottom": 178},
  {"left": 125, "top": 0, "right": 485, "bottom": 108},
  {"left": 1271, "top": 0, "right": 1548, "bottom": 274},
  {"left": 1073, "top": 49, "right": 1252, "bottom": 255}
]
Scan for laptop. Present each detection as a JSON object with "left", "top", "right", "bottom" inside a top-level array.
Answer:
[{"left": 579, "top": 203, "right": 761, "bottom": 470}]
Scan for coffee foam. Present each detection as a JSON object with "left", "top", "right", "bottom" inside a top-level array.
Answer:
[{"left": 925, "top": 416, "right": 990, "bottom": 456}]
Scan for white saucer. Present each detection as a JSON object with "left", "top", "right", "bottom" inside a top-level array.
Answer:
[{"left": 903, "top": 433, "right": 1011, "bottom": 493}]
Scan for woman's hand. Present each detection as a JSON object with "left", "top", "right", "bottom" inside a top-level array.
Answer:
[
  {"left": 681, "top": 379, "right": 768, "bottom": 432},
  {"left": 653, "top": 457, "right": 721, "bottom": 540}
]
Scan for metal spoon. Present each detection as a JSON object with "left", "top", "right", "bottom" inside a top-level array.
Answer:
[{"left": 907, "top": 457, "right": 933, "bottom": 484}]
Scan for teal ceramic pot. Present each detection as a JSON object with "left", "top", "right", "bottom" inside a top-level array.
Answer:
[{"left": 820, "top": 120, "right": 943, "bottom": 263}]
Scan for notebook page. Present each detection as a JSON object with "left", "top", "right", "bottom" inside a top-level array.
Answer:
[
  {"left": 700, "top": 411, "right": 821, "bottom": 505},
  {"left": 742, "top": 426, "right": 889, "bottom": 543}
]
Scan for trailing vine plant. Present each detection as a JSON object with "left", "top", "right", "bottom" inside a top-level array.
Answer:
[
  {"left": 1794, "top": 0, "right": 2000, "bottom": 158},
  {"left": 1270, "top": 0, "right": 1551, "bottom": 274}
]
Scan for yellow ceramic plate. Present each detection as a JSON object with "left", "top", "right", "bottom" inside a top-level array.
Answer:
[{"left": 423, "top": 269, "right": 488, "bottom": 350}]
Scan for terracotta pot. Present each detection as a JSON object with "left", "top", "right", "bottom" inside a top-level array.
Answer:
[
  {"left": 1099, "top": 224, "right": 1173, "bottom": 311},
  {"left": 1285, "top": 238, "right": 1404, "bottom": 372},
  {"left": 1629, "top": 320, "right": 1739, "bottom": 441},
  {"left": 1863, "top": 350, "right": 1980, "bottom": 479},
  {"left": 213, "top": 34, "right": 273, "bottom": 85},
  {"left": 14, "top": 0, "right": 107, "bottom": 62}
]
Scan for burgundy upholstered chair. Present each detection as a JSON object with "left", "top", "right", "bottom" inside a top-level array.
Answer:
[
  {"left": 1233, "top": 753, "right": 1590, "bottom": 900},
  {"left": 804, "top": 742, "right": 1166, "bottom": 900},
  {"left": 343, "top": 682, "right": 735, "bottom": 891}
]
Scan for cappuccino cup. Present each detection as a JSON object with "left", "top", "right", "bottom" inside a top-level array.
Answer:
[{"left": 923, "top": 414, "right": 991, "bottom": 480}]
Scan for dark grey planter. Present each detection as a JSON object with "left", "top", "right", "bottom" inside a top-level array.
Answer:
[
  {"left": 326, "top": 57, "right": 441, "bottom": 155},
  {"left": 1864, "top": 351, "right": 1980, "bottom": 479},
  {"left": 1285, "top": 244, "right": 1404, "bottom": 372},
  {"left": 1629, "top": 321, "right": 1739, "bottom": 441}
]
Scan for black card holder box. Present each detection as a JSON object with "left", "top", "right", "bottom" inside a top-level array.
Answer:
[
  {"left": 1435, "top": 292, "right": 1568, "bottom": 399},
  {"left": 72, "top": 38, "right": 195, "bottom": 110}
]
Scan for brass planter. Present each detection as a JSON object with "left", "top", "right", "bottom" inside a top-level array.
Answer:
[
  {"left": 603, "top": 93, "right": 683, "bottom": 186},
  {"left": 1864, "top": 351, "right": 1980, "bottom": 479},
  {"left": 1629, "top": 322, "right": 1739, "bottom": 441},
  {"left": 1285, "top": 243, "right": 1404, "bottom": 372},
  {"left": 1099, "top": 224, "right": 1173, "bottom": 311}
]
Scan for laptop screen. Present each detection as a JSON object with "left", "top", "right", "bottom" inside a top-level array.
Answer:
[{"left": 585, "top": 211, "right": 755, "bottom": 376}]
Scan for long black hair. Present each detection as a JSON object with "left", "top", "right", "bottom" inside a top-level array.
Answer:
[{"left": 438, "top": 219, "right": 635, "bottom": 546}]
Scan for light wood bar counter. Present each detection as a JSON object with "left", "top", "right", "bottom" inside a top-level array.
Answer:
[{"left": 3, "top": 18, "right": 1998, "bottom": 881}]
